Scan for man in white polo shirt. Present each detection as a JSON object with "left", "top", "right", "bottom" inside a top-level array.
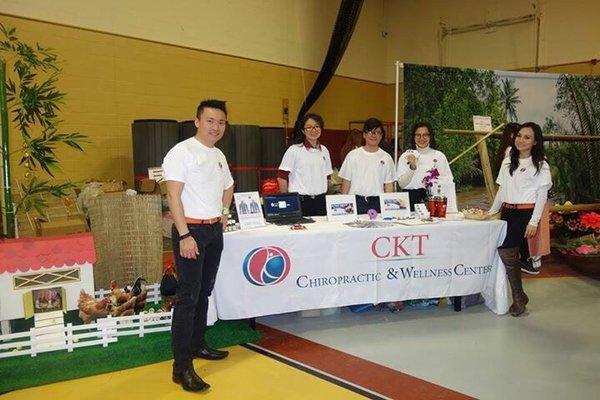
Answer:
[
  {"left": 163, "top": 99, "right": 234, "bottom": 392},
  {"left": 339, "top": 117, "right": 396, "bottom": 214}
]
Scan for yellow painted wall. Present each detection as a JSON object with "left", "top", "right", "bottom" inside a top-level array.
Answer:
[
  {"left": 2, "top": 0, "right": 599, "bottom": 188},
  {"left": 0, "top": 14, "right": 390, "bottom": 186},
  {"left": 0, "top": 0, "right": 388, "bottom": 83}
]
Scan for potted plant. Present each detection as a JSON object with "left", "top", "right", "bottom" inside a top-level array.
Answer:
[
  {"left": 550, "top": 210, "right": 600, "bottom": 277},
  {"left": 0, "top": 23, "right": 87, "bottom": 237}
]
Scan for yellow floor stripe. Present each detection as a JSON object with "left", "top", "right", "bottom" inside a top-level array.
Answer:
[{"left": 3, "top": 345, "right": 366, "bottom": 399}]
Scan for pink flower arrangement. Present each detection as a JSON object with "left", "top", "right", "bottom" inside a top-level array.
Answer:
[
  {"left": 574, "top": 244, "right": 600, "bottom": 255},
  {"left": 551, "top": 210, "right": 600, "bottom": 257}
]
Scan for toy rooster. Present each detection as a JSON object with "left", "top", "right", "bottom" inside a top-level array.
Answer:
[
  {"left": 78, "top": 290, "right": 111, "bottom": 324},
  {"left": 110, "top": 296, "right": 137, "bottom": 317},
  {"left": 110, "top": 277, "right": 148, "bottom": 314}
]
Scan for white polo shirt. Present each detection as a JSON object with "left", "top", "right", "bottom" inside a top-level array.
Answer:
[
  {"left": 162, "top": 137, "right": 234, "bottom": 219},
  {"left": 496, "top": 157, "right": 552, "bottom": 204},
  {"left": 338, "top": 147, "right": 396, "bottom": 196},
  {"left": 278, "top": 143, "right": 333, "bottom": 196}
]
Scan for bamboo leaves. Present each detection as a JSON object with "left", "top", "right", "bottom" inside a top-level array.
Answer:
[{"left": 0, "top": 22, "right": 87, "bottom": 218}]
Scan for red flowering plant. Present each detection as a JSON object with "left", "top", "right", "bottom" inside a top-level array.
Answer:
[{"left": 551, "top": 211, "right": 600, "bottom": 256}]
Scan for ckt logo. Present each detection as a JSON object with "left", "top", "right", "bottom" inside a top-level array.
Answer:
[{"left": 371, "top": 234, "right": 429, "bottom": 258}]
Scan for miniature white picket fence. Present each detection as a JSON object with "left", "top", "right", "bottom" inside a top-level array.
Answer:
[
  {"left": 94, "top": 282, "right": 162, "bottom": 304},
  {"left": 0, "top": 309, "right": 173, "bottom": 359},
  {"left": 1, "top": 282, "right": 169, "bottom": 359}
]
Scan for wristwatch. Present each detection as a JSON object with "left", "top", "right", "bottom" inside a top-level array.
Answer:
[{"left": 222, "top": 207, "right": 230, "bottom": 215}]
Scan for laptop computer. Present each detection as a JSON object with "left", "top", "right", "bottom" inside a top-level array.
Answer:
[{"left": 263, "top": 192, "right": 314, "bottom": 225}]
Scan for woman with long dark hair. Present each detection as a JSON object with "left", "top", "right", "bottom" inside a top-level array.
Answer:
[
  {"left": 277, "top": 113, "right": 333, "bottom": 216},
  {"left": 487, "top": 122, "right": 552, "bottom": 316},
  {"left": 396, "top": 122, "right": 456, "bottom": 211}
]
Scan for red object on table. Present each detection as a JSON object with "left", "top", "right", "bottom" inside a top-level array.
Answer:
[
  {"left": 0, "top": 232, "right": 96, "bottom": 274},
  {"left": 437, "top": 198, "right": 447, "bottom": 218},
  {"left": 427, "top": 198, "right": 437, "bottom": 217}
]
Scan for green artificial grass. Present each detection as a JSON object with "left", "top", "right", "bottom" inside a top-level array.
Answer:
[{"left": 0, "top": 319, "right": 260, "bottom": 394}]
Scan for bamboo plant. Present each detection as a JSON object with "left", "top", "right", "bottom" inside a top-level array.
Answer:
[{"left": 0, "top": 23, "right": 87, "bottom": 237}]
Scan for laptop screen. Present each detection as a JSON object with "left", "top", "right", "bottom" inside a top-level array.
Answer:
[{"left": 263, "top": 193, "right": 303, "bottom": 219}]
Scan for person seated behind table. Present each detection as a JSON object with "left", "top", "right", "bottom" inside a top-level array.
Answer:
[
  {"left": 396, "top": 122, "right": 455, "bottom": 211},
  {"left": 277, "top": 113, "right": 333, "bottom": 216},
  {"left": 339, "top": 117, "right": 395, "bottom": 214}
]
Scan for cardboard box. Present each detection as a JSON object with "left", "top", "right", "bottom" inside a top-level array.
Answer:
[
  {"left": 35, "top": 214, "right": 89, "bottom": 237},
  {"left": 139, "top": 178, "right": 158, "bottom": 194},
  {"left": 100, "top": 181, "right": 125, "bottom": 193}
]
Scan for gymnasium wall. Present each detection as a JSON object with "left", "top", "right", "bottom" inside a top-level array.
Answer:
[
  {"left": 1, "top": 0, "right": 598, "bottom": 185},
  {"left": 0, "top": 9, "right": 390, "bottom": 185}
]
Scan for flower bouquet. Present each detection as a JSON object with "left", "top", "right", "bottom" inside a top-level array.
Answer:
[
  {"left": 422, "top": 166, "right": 440, "bottom": 193},
  {"left": 550, "top": 210, "right": 600, "bottom": 276}
]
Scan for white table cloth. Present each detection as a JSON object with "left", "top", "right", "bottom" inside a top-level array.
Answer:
[{"left": 213, "top": 218, "right": 510, "bottom": 319}]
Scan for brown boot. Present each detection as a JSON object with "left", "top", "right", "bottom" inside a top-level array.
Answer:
[{"left": 499, "top": 248, "right": 528, "bottom": 317}]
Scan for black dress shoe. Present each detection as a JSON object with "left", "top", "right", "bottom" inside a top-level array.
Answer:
[
  {"left": 172, "top": 369, "right": 210, "bottom": 392},
  {"left": 193, "top": 346, "right": 229, "bottom": 360}
]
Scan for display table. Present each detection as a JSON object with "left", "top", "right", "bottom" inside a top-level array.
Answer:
[{"left": 214, "top": 218, "right": 509, "bottom": 319}]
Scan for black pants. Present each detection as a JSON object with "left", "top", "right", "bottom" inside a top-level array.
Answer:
[
  {"left": 356, "top": 195, "right": 381, "bottom": 215},
  {"left": 300, "top": 194, "right": 326, "bottom": 216},
  {"left": 403, "top": 188, "right": 427, "bottom": 211},
  {"left": 499, "top": 208, "right": 533, "bottom": 249},
  {"left": 171, "top": 222, "right": 223, "bottom": 372}
]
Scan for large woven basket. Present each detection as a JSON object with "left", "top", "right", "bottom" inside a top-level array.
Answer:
[{"left": 88, "top": 194, "right": 163, "bottom": 289}]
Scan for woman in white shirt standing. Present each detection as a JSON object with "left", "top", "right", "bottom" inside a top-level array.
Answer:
[
  {"left": 339, "top": 118, "right": 396, "bottom": 214},
  {"left": 277, "top": 113, "right": 333, "bottom": 216},
  {"left": 397, "top": 122, "right": 455, "bottom": 211},
  {"left": 487, "top": 122, "right": 552, "bottom": 317}
]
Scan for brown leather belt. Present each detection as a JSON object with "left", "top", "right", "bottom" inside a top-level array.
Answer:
[
  {"left": 502, "top": 202, "right": 535, "bottom": 210},
  {"left": 185, "top": 216, "right": 221, "bottom": 224}
]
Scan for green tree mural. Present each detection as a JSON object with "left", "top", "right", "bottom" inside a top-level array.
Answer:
[
  {"left": 404, "top": 64, "right": 505, "bottom": 188},
  {"left": 549, "top": 74, "right": 600, "bottom": 202},
  {"left": 500, "top": 78, "right": 521, "bottom": 122}
]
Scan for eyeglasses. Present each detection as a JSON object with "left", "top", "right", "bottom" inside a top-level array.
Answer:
[
  {"left": 366, "top": 129, "right": 383, "bottom": 136},
  {"left": 415, "top": 133, "right": 430, "bottom": 138},
  {"left": 304, "top": 125, "right": 321, "bottom": 132}
]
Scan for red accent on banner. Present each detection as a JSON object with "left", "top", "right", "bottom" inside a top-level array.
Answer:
[{"left": 0, "top": 232, "right": 96, "bottom": 274}]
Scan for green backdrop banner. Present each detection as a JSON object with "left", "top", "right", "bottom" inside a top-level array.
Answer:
[{"left": 403, "top": 63, "right": 600, "bottom": 202}]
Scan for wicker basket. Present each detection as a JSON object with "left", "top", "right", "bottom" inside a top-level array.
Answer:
[
  {"left": 88, "top": 194, "right": 163, "bottom": 289},
  {"left": 462, "top": 211, "right": 488, "bottom": 220}
]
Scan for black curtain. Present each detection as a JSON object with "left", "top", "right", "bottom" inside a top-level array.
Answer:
[{"left": 293, "top": 0, "right": 364, "bottom": 141}]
